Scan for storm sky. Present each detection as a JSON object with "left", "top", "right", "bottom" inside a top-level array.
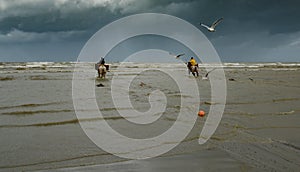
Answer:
[{"left": 0, "top": 0, "right": 300, "bottom": 62}]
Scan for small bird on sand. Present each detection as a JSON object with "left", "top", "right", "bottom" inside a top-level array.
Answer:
[
  {"left": 139, "top": 82, "right": 146, "bottom": 87},
  {"left": 169, "top": 52, "right": 185, "bottom": 59},
  {"left": 200, "top": 17, "right": 224, "bottom": 32}
]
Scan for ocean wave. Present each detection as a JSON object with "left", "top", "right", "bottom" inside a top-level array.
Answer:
[
  {"left": 226, "top": 97, "right": 300, "bottom": 105},
  {"left": 29, "top": 75, "right": 49, "bottom": 80},
  {"left": 0, "top": 151, "right": 110, "bottom": 170},
  {"left": 0, "top": 119, "right": 79, "bottom": 128},
  {"left": 226, "top": 110, "right": 297, "bottom": 117},
  {"left": 2, "top": 109, "right": 73, "bottom": 116},
  {"left": 0, "top": 62, "right": 75, "bottom": 74},
  {"left": 0, "top": 76, "right": 15, "bottom": 81},
  {"left": 0, "top": 116, "right": 130, "bottom": 128},
  {"left": 0, "top": 102, "right": 68, "bottom": 110},
  {"left": 1, "top": 62, "right": 300, "bottom": 73}
]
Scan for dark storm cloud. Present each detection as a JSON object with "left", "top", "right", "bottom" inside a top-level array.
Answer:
[
  {"left": 0, "top": 7, "right": 116, "bottom": 34},
  {"left": 1, "top": 0, "right": 299, "bottom": 35},
  {"left": 0, "top": 0, "right": 299, "bottom": 62},
  {"left": 0, "top": 0, "right": 194, "bottom": 34}
]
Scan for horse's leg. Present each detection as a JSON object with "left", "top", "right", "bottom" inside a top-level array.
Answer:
[
  {"left": 101, "top": 69, "right": 104, "bottom": 79},
  {"left": 99, "top": 67, "right": 102, "bottom": 78},
  {"left": 192, "top": 69, "right": 195, "bottom": 76},
  {"left": 195, "top": 68, "right": 199, "bottom": 77},
  {"left": 100, "top": 67, "right": 106, "bottom": 79},
  {"left": 104, "top": 68, "right": 107, "bottom": 79},
  {"left": 190, "top": 66, "right": 195, "bottom": 76}
]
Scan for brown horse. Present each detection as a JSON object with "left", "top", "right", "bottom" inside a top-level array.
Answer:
[
  {"left": 98, "top": 65, "right": 107, "bottom": 79},
  {"left": 187, "top": 62, "right": 199, "bottom": 77}
]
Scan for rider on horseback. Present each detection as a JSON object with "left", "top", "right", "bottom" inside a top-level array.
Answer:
[
  {"left": 96, "top": 57, "right": 108, "bottom": 79},
  {"left": 187, "top": 57, "right": 199, "bottom": 77}
]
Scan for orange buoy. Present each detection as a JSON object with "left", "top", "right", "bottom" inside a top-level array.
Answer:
[{"left": 198, "top": 110, "right": 205, "bottom": 117}]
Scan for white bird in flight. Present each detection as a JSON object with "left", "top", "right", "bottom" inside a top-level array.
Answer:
[
  {"left": 169, "top": 52, "right": 185, "bottom": 59},
  {"left": 200, "top": 17, "right": 224, "bottom": 32}
]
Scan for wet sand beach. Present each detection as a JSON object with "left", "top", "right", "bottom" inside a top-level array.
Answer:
[{"left": 0, "top": 62, "right": 299, "bottom": 171}]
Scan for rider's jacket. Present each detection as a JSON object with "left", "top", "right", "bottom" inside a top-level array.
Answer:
[{"left": 189, "top": 59, "right": 197, "bottom": 66}]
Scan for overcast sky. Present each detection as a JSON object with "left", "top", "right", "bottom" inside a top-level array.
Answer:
[{"left": 0, "top": 0, "right": 299, "bottom": 62}]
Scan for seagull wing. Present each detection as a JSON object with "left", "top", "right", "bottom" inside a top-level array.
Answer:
[
  {"left": 211, "top": 18, "right": 223, "bottom": 28},
  {"left": 200, "top": 23, "right": 210, "bottom": 30},
  {"left": 176, "top": 53, "right": 185, "bottom": 58},
  {"left": 205, "top": 68, "right": 217, "bottom": 77}
]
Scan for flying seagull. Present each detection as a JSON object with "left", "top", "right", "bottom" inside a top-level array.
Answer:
[
  {"left": 202, "top": 68, "right": 217, "bottom": 80},
  {"left": 205, "top": 68, "right": 217, "bottom": 77},
  {"left": 200, "top": 17, "right": 224, "bottom": 32},
  {"left": 169, "top": 52, "right": 185, "bottom": 59}
]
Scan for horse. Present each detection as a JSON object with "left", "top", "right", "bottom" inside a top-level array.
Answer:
[
  {"left": 98, "top": 65, "right": 107, "bottom": 79},
  {"left": 187, "top": 62, "right": 199, "bottom": 77}
]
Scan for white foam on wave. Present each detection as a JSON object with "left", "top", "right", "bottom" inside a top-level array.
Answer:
[{"left": 1, "top": 62, "right": 300, "bottom": 71}]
